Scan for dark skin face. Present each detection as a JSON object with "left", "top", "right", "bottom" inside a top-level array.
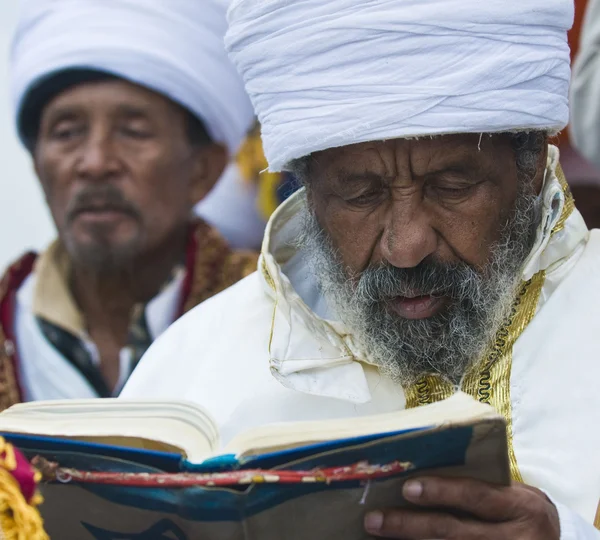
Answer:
[
  {"left": 34, "top": 79, "right": 227, "bottom": 269},
  {"left": 33, "top": 79, "right": 227, "bottom": 390},
  {"left": 308, "top": 134, "right": 546, "bottom": 319}
]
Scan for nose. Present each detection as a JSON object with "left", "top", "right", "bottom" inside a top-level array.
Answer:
[
  {"left": 75, "top": 132, "right": 120, "bottom": 181},
  {"left": 380, "top": 196, "right": 438, "bottom": 268}
]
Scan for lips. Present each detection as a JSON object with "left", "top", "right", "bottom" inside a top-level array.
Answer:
[
  {"left": 389, "top": 294, "right": 447, "bottom": 320},
  {"left": 69, "top": 205, "right": 136, "bottom": 222}
]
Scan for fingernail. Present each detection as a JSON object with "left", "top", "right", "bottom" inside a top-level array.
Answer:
[
  {"left": 403, "top": 480, "right": 423, "bottom": 499},
  {"left": 364, "top": 511, "right": 384, "bottom": 532}
]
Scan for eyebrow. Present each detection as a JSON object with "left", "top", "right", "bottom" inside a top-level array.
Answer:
[
  {"left": 335, "top": 165, "right": 477, "bottom": 186},
  {"left": 114, "top": 104, "right": 153, "bottom": 120},
  {"left": 44, "top": 103, "right": 154, "bottom": 126},
  {"left": 329, "top": 150, "right": 485, "bottom": 184},
  {"left": 424, "top": 163, "right": 477, "bottom": 177},
  {"left": 422, "top": 149, "right": 484, "bottom": 174},
  {"left": 43, "top": 106, "right": 83, "bottom": 126},
  {"left": 336, "top": 171, "right": 390, "bottom": 185}
]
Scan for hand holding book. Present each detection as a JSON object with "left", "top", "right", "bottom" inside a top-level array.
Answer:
[{"left": 365, "top": 476, "right": 560, "bottom": 539}]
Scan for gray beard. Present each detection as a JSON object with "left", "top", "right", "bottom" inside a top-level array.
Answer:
[{"left": 297, "top": 185, "right": 541, "bottom": 386}]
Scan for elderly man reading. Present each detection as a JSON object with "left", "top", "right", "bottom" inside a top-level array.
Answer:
[{"left": 124, "top": 0, "right": 600, "bottom": 538}]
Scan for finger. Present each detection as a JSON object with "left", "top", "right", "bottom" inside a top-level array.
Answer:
[
  {"left": 364, "top": 508, "right": 500, "bottom": 539},
  {"left": 400, "top": 477, "right": 522, "bottom": 522}
]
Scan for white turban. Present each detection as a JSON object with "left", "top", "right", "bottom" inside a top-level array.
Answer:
[
  {"left": 226, "top": 0, "right": 574, "bottom": 171},
  {"left": 11, "top": 0, "right": 255, "bottom": 155}
]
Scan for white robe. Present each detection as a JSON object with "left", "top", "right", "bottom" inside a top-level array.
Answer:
[{"left": 123, "top": 146, "right": 600, "bottom": 539}]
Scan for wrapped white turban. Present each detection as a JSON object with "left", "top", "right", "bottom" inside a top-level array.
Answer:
[
  {"left": 11, "top": 0, "right": 255, "bottom": 155},
  {"left": 226, "top": 0, "right": 574, "bottom": 171}
]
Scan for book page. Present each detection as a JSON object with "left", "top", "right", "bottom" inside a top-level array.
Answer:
[
  {"left": 224, "top": 392, "right": 501, "bottom": 458},
  {"left": 0, "top": 399, "right": 220, "bottom": 462}
]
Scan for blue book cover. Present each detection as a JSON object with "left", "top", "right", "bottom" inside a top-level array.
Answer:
[{"left": 0, "top": 393, "right": 509, "bottom": 539}]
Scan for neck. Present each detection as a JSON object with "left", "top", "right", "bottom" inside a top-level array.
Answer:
[{"left": 70, "top": 226, "right": 189, "bottom": 342}]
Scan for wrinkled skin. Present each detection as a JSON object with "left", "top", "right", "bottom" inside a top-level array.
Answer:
[
  {"left": 308, "top": 134, "right": 545, "bottom": 301},
  {"left": 364, "top": 477, "right": 560, "bottom": 539}
]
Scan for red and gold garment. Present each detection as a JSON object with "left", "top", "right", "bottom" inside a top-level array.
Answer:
[
  {"left": 0, "top": 219, "right": 258, "bottom": 411},
  {"left": 0, "top": 437, "right": 47, "bottom": 540}
]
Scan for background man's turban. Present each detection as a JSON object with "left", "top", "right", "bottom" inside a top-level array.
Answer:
[{"left": 12, "top": 0, "right": 255, "bottom": 155}]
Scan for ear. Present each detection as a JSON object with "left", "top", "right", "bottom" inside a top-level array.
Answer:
[
  {"left": 532, "top": 141, "right": 549, "bottom": 196},
  {"left": 187, "top": 143, "right": 228, "bottom": 206}
]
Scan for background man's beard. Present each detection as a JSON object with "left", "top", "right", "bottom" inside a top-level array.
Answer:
[
  {"left": 63, "top": 184, "right": 143, "bottom": 276},
  {"left": 65, "top": 234, "right": 142, "bottom": 276},
  {"left": 298, "top": 186, "right": 541, "bottom": 386}
]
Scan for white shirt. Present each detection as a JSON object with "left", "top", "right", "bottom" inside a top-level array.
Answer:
[{"left": 124, "top": 146, "right": 600, "bottom": 539}]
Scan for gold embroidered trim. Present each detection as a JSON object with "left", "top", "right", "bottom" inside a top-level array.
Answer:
[
  {"left": 404, "top": 159, "right": 573, "bottom": 481},
  {"left": 594, "top": 500, "right": 600, "bottom": 530},
  {"left": 405, "top": 273, "right": 544, "bottom": 481},
  {"left": 403, "top": 375, "right": 455, "bottom": 409},
  {"left": 0, "top": 258, "right": 30, "bottom": 411},
  {"left": 462, "top": 272, "right": 544, "bottom": 482},
  {"left": 552, "top": 163, "right": 575, "bottom": 235},
  {"left": 182, "top": 220, "right": 258, "bottom": 314},
  {"left": 261, "top": 258, "right": 276, "bottom": 292}
]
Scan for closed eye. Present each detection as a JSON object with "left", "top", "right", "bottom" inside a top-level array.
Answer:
[
  {"left": 346, "top": 188, "right": 386, "bottom": 207},
  {"left": 119, "top": 126, "right": 153, "bottom": 140},
  {"left": 51, "top": 124, "right": 85, "bottom": 142},
  {"left": 427, "top": 183, "right": 478, "bottom": 201}
]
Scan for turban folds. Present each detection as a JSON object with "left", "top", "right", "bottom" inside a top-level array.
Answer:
[
  {"left": 11, "top": 0, "right": 255, "bottom": 155},
  {"left": 226, "top": 0, "right": 574, "bottom": 171}
]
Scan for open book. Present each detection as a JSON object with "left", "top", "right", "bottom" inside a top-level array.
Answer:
[{"left": 0, "top": 392, "right": 510, "bottom": 540}]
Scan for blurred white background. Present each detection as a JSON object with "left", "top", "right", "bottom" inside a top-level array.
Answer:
[{"left": 0, "top": 2, "right": 55, "bottom": 270}]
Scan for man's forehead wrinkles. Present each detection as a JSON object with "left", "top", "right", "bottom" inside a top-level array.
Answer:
[
  {"left": 317, "top": 136, "right": 496, "bottom": 187},
  {"left": 334, "top": 169, "right": 391, "bottom": 186},
  {"left": 411, "top": 147, "right": 484, "bottom": 177},
  {"left": 370, "top": 144, "right": 394, "bottom": 178}
]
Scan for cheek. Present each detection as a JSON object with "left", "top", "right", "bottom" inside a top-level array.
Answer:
[
  {"left": 438, "top": 192, "right": 509, "bottom": 267},
  {"left": 35, "top": 154, "right": 74, "bottom": 230},
  {"left": 128, "top": 155, "right": 192, "bottom": 230},
  {"left": 316, "top": 200, "right": 383, "bottom": 273}
]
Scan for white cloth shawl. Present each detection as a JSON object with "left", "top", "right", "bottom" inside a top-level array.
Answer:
[
  {"left": 226, "top": 0, "right": 574, "bottom": 171},
  {"left": 11, "top": 0, "right": 255, "bottom": 155}
]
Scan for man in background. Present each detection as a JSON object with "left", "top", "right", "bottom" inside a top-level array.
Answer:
[{"left": 0, "top": 0, "right": 257, "bottom": 407}]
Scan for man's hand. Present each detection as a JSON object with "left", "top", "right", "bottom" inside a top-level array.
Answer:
[{"left": 364, "top": 477, "right": 561, "bottom": 539}]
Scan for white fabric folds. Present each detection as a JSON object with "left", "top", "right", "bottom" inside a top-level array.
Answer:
[
  {"left": 12, "top": 0, "right": 255, "bottom": 154},
  {"left": 226, "top": 0, "right": 574, "bottom": 171}
]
